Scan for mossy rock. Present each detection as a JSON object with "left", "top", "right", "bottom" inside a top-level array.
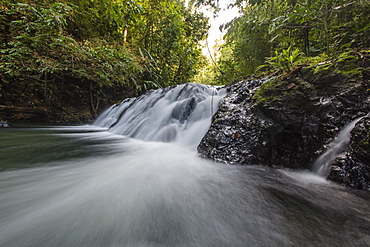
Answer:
[
  {"left": 252, "top": 76, "right": 315, "bottom": 110},
  {"left": 301, "top": 50, "right": 369, "bottom": 89},
  {"left": 200, "top": 51, "right": 369, "bottom": 189}
]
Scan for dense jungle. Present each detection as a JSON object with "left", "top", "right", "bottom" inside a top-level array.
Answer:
[{"left": 1, "top": 0, "right": 368, "bottom": 123}]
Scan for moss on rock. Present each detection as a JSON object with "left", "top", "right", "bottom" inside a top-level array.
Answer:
[{"left": 199, "top": 51, "right": 370, "bottom": 189}]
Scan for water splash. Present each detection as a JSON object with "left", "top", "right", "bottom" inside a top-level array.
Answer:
[
  {"left": 311, "top": 117, "right": 363, "bottom": 177},
  {"left": 1, "top": 112, "right": 370, "bottom": 246},
  {"left": 93, "top": 83, "right": 226, "bottom": 149}
]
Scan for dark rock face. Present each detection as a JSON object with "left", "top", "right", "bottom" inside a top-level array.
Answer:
[
  {"left": 197, "top": 78, "right": 288, "bottom": 166},
  {"left": 198, "top": 51, "right": 370, "bottom": 189},
  {"left": 329, "top": 116, "right": 370, "bottom": 190},
  {"left": 198, "top": 77, "right": 324, "bottom": 169}
]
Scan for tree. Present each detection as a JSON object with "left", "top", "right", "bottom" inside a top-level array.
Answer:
[
  {"left": 0, "top": 0, "right": 211, "bottom": 121},
  {"left": 215, "top": 0, "right": 370, "bottom": 81},
  {"left": 128, "top": 0, "right": 209, "bottom": 86}
]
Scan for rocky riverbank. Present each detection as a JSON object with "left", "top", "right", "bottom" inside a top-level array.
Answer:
[{"left": 198, "top": 51, "right": 370, "bottom": 190}]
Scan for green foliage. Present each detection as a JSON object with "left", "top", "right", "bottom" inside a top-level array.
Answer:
[
  {"left": 131, "top": 0, "right": 209, "bottom": 86},
  {"left": 258, "top": 46, "right": 304, "bottom": 73},
  {"left": 215, "top": 0, "right": 370, "bottom": 83},
  {"left": 65, "top": 0, "right": 143, "bottom": 40},
  {"left": 0, "top": 0, "right": 209, "bottom": 119},
  {"left": 0, "top": 3, "right": 141, "bottom": 85}
]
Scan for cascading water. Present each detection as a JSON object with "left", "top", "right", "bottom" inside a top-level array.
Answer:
[
  {"left": 311, "top": 117, "right": 363, "bottom": 177},
  {"left": 1, "top": 84, "right": 370, "bottom": 246},
  {"left": 93, "top": 83, "right": 226, "bottom": 148}
]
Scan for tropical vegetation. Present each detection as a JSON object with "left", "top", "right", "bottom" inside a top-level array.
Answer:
[
  {"left": 0, "top": 0, "right": 369, "bottom": 122},
  {"left": 0, "top": 0, "right": 209, "bottom": 120},
  {"left": 213, "top": 0, "right": 370, "bottom": 84}
]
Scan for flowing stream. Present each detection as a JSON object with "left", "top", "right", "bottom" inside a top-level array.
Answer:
[
  {"left": 93, "top": 83, "right": 226, "bottom": 148},
  {"left": 1, "top": 84, "right": 369, "bottom": 246},
  {"left": 311, "top": 117, "right": 364, "bottom": 177}
]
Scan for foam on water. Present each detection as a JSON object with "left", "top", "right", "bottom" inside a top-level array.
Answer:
[
  {"left": 311, "top": 117, "right": 363, "bottom": 176},
  {"left": 93, "top": 83, "right": 226, "bottom": 149}
]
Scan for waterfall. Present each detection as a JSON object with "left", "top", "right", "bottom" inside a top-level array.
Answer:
[
  {"left": 311, "top": 117, "right": 363, "bottom": 177},
  {"left": 93, "top": 83, "right": 226, "bottom": 149},
  {"left": 2, "top": 87, "right": 370, "bottom": 246}
]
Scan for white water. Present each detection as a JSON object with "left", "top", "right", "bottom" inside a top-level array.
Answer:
[
  {"left": 1, "top": 129, "right": 369, "bottom": 246},
  {"left": 94, "top": 83, "right": 226, "bottom": 149},
  {"left": 1, "top": 85, "right": 370, "bottom": 246},
  {"left": 311, "top": 117, "right": 363, "bottom": 177},
  {"left": 1, "top": 138, "right": 251, "bottom": 246}
]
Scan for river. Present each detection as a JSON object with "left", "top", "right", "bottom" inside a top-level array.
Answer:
[
  {"left": 0, "top": 125, "right": 369, "bottom": 247},
  {"left": 1, "top": 83, "right": 370, "bottom": 246}
]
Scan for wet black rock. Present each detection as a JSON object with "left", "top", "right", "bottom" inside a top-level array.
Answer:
[
  {"left": 198, "top": 51, "right": 370, "bottom": 189},
  {"left": 198, "top": 77, "right": 324, "bottom": 169},
  {"left": 329, "top": 116, "right": 370, "bottom": 190}
]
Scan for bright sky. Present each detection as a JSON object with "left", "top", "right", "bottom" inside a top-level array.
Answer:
[{"left": 200, "top": 1, "right": 239, "bottom": 58}]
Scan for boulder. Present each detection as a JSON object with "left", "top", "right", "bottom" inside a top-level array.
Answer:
[{"left": 198, "top": 51, "right": 370, "bottom": 189}]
